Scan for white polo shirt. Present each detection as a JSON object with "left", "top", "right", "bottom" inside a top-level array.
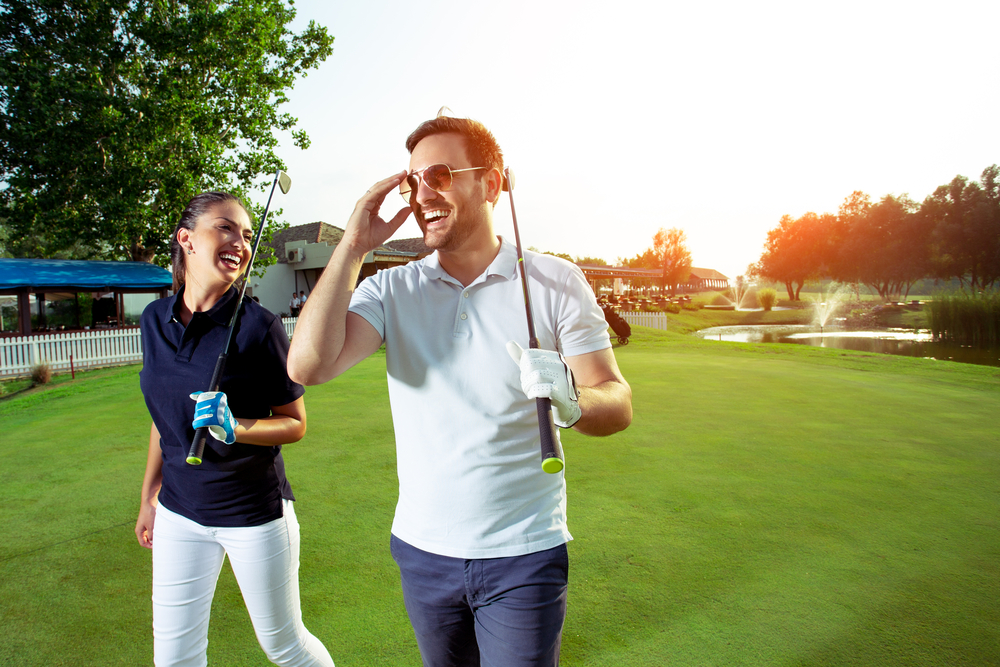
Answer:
[{"left": 349, "top": 237, "right": 611, "bottom": 559}]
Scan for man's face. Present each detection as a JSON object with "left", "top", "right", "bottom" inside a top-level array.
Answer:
[{"left": 408, "top": 133, "right": 490, "bottom": 252}]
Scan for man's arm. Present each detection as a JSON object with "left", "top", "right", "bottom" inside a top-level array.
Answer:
[
  {"left": 565, "top": 347, "right": 632, "bottom": 436},
  {"left": 287, "top": 172, "right": 410, "bottom": 386}
]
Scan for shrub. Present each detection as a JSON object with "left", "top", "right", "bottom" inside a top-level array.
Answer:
[
  {"left": 757, "top": 288, "right": 778, "bottom": 311},
  {"left": 710, "top": 293, "right": 731, "bottom": 306},
  {"left": 30, "top": 362, "right": 52, "bottom": 386},
  {"left": 665, "top": 304, "right": 681, "bottom": 314}
]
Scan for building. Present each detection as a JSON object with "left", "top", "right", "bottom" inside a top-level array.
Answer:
[
  {"left": 252, "top": 222, "right": 429, "bottom": 316},
  {"left": 0, "top": 258, "right": 172, "bottom": 336}
]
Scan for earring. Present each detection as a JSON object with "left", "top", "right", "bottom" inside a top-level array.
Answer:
[{"left": 187, "top": 247, "right": 194, "bottom": 255}]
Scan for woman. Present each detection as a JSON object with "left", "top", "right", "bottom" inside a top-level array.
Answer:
[{"left": 134, "top": 192, "right": 335, "bottom": 667}]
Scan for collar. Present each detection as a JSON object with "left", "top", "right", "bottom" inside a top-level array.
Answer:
[
  {"left": 420, "top": 236, "right": 519, "bottom": 286},
  {"left": 166, "top": 284, "right": 240, "bottom": 325}
]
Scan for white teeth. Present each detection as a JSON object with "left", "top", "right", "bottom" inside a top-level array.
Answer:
[
  {"left": 220, "top": 253, "right": 241, "bottom": 266},
  {"left": 424, "top": 210, "right": 448, "bottom": 221}
]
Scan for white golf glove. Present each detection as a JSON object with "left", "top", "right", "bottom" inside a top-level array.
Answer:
[
  {"left": 190, "top": 391, "right": 238, "bottom": 444},
  {"left": 506, "top": 341, "right": 582, "bottom": 428}
]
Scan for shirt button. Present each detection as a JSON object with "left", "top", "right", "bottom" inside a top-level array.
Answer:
[
  {"left": 463, "top": 291, "right": 470, "bottom": 298},
  {"left": 460, "top": 313, "right": 468, "bottom": 320}
]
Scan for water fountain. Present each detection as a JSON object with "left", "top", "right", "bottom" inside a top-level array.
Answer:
[
  {"left": 705, "top": 278, "right": 752, "bottom": 311},
  {"left": 811, "top": 283, "right": 853, "bottom": 334}
]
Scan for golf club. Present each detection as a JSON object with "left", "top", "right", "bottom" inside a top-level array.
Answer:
[
  {"left": 505, "top": 167, "right": 565, "bottom": 474},
  {"left": 186, "top": 169, "right": 292, "bottom": 465}
]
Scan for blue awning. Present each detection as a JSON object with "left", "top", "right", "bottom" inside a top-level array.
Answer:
[{"left": 0, "top": 258, "right": 172, "bottom": 291}]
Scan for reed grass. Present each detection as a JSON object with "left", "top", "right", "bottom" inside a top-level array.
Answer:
[{"left": 928, "top": 291, "right": 1000, "bottom": 345}]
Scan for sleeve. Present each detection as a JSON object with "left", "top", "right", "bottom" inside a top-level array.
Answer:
[
  {"left": 555, "top": 264, "right": 612, "bottom": 357},
  {"left": 348, "top": 274, "right": 387, "bottom": 339},
  {"left": 259, "top": 315, "right": 305, "bottom": 408}
]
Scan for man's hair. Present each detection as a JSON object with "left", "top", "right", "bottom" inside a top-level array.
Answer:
[
  {"left": 405, "top": 116, "right": 504, "bottom": 177},
  {"left": 170, "top": 192, "right": 250, "bottom": 291}
]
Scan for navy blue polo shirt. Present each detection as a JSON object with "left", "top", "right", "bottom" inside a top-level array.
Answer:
[{"left": 139, "top": 286, "right": 304, "bottom": 527}]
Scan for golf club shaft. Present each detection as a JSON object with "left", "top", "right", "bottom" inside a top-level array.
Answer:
[
  {"left": 187, "top": 170, "right": 287, "bottom": 465},
  {"left": 505, "top": 168, "right": 563, "bottom": 474}
]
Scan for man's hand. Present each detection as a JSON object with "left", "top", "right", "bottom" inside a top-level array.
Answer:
[
  {"left": 339, "top": 171, "right": 412, "bottom": 259},
  {"left": 191, "top": 391, "right": 238, "bottom": 444},
  {"left": 506, "top": 341, "right": 582, "bottom": 428}
]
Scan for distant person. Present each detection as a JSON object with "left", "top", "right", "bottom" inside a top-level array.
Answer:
[
  {"left": 290, "top": 291, "right": 301, "bottom": 317},
  {"left": 288, "top": 115, "right": 632, "bottom": 666},
  {"left": 299, "top": 290, "right": 308, "bottom": 305},
  {"left": 135, "top": 191, "right": 334, "bottom": 667}
]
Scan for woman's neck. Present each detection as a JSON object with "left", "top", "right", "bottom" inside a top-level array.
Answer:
[{"left": 179, "top": 277, "right": 234, "bottom": 326}]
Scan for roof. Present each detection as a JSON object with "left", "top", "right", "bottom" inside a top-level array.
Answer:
[
  {"left": 688, "top": 267, "right": 729, "bottom": 281},
  {"left": 384, "top": 237, "right": 432, "bottom": 256},
  {"left": 0, "top": 258, "right": 173, "bottom": 291},
  {"left": 267, "top": 222, "right": 432, "bottom": 263},
  {"left": 267, "top": 222, "right": 346, "bottom": 263}
]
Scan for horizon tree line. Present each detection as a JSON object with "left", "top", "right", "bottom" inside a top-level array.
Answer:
[{"left": 749, "top": 165, "right": 1000, "bottom": 301}]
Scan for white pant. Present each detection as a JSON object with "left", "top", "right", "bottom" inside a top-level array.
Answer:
[{"left": 152, "top": 500, "right": 335, "bottom": 667}]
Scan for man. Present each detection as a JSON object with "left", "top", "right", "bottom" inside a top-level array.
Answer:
[
  {"left": 288, "top": 115, "right": 632, "bottom": 666},
  {"left": 299, "top": 290, "right": 308, "bottom": 305},
  {"left": 289, "top": 291, "right": 300, "bottom": 317}
]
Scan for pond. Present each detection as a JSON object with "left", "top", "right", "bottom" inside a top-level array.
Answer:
[{"left": 693, "top": 325, "right": 1000, "bottom": 367}]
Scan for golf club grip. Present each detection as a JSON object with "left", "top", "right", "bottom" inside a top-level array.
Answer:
[
  {"left": 186, "top": 352, "right": 228, "bottom": 465},
  {"left": 537, "top": 397, "right": 563, "bottom": 474}
]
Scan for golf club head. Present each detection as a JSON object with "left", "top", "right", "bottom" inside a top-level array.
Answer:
[{"left": 277, "top": 171, "right": 292, "bottom": 194}]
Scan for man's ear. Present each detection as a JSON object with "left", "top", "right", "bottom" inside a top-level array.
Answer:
[{"left": 486, "top": 167, "right": 503, "bottom": 204}]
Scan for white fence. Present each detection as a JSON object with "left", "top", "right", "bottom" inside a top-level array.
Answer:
[
  {"left": 1, "top": 328, "right": 144, "bottom": 378},
  {"left": 0, "top": 318, "right": 301, "bottom": 379},
  {"left": 0, "top": 313, "right": 659, "bottom": 379},
  {"left": 621, "top": 311, "right": 668, "bottom": 330}
]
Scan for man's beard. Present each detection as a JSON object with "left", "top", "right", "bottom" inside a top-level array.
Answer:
[{"left": 417, "top": 204, "right": 481, "bottom": 252}]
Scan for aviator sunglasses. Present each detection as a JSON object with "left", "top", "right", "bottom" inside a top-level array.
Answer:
[{"left": 399, "top": 164, "right": 487, "bottom": 204}]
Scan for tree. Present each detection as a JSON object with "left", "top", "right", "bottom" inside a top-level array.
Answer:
[
  {"left": 0, "top": 0, "right": 333, "bottom": 265},
  {"left": 830, "top": 193, "right": 931, "bottom": 301},
  {"left": 752, "top": 212, "right": 831, "bottom": 300},
  {"left": 652, "top": 227, "right": 692, "bottom": 293},
  {"left": 920, "top": 166, "right": 1000, "bottom": 293}
]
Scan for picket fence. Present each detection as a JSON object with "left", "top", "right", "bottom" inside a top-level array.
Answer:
[
  {"left": 0, "top": 317, "right": 301, "bottom": 378},
  {"left": 0, "top": 327, "right": 144, "bottom": 378},
  {"left": 621, "top": 311, "right": 668, "bottom": 330},
  {"left": 0, "top": 314, "right": 661, "bottom": 379}
]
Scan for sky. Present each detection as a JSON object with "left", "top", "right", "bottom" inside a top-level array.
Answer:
[{"left": 249, "top": 0, "right": 999, "bottom": 280}]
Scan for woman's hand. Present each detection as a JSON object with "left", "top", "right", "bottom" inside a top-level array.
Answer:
[
  {"left": 135, "top": 501, "right": 156, "bottom": 548},
  {"left": 191, "top": 391, "right": 238, "bottom": 444}
]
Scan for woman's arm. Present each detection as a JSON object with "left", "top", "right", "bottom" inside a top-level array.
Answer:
[
  {"left": 233, "top": 396, "right": 307, "bottom": 446},
  {"left": 135, "top": 422, "right": 163, "bottom": 548}
]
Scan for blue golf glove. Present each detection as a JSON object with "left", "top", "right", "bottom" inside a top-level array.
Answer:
[
  {"left": 506, "top": 341, "right": 582, "bottom": 428},
  {"left": 190, "top": 391, "right": 238, "bottom": 444}
]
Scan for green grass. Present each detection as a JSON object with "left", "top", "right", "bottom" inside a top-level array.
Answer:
[{"left": 1, "top": 335, "right": 998, "bottom": 666}]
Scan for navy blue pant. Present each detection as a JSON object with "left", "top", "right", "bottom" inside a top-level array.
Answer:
[{"left": 390, "top": 535, "right": 569, "bottom": 667}]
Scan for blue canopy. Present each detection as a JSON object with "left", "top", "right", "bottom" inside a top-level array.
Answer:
[{"left": 0, "top": 258, "right": 172, "bottom": 291}]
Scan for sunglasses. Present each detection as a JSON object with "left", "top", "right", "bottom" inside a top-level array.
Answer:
[{"left": 399, "top": 164, "right": 487, "bottom": 204}]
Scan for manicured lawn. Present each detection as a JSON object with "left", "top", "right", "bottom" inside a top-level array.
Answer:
[{"left": 1, "top": 332, "right": 998, "bottom": 665}]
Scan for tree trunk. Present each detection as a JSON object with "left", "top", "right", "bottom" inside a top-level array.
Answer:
[{"left": 130, "top": 239, "right": 157, "bottom": 263}]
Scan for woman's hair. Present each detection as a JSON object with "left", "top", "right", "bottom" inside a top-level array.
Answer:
[{"left": 170, "top": 192, "right": 251, "bottom": 291}]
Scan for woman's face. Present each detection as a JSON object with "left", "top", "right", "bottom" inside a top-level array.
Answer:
[{"left": 179, "top": 201, "right": 253, "bottom": 287}]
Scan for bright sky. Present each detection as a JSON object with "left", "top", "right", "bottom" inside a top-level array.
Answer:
[{"left": 251, "top": 0, "right": 999, "bottom": 280}]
